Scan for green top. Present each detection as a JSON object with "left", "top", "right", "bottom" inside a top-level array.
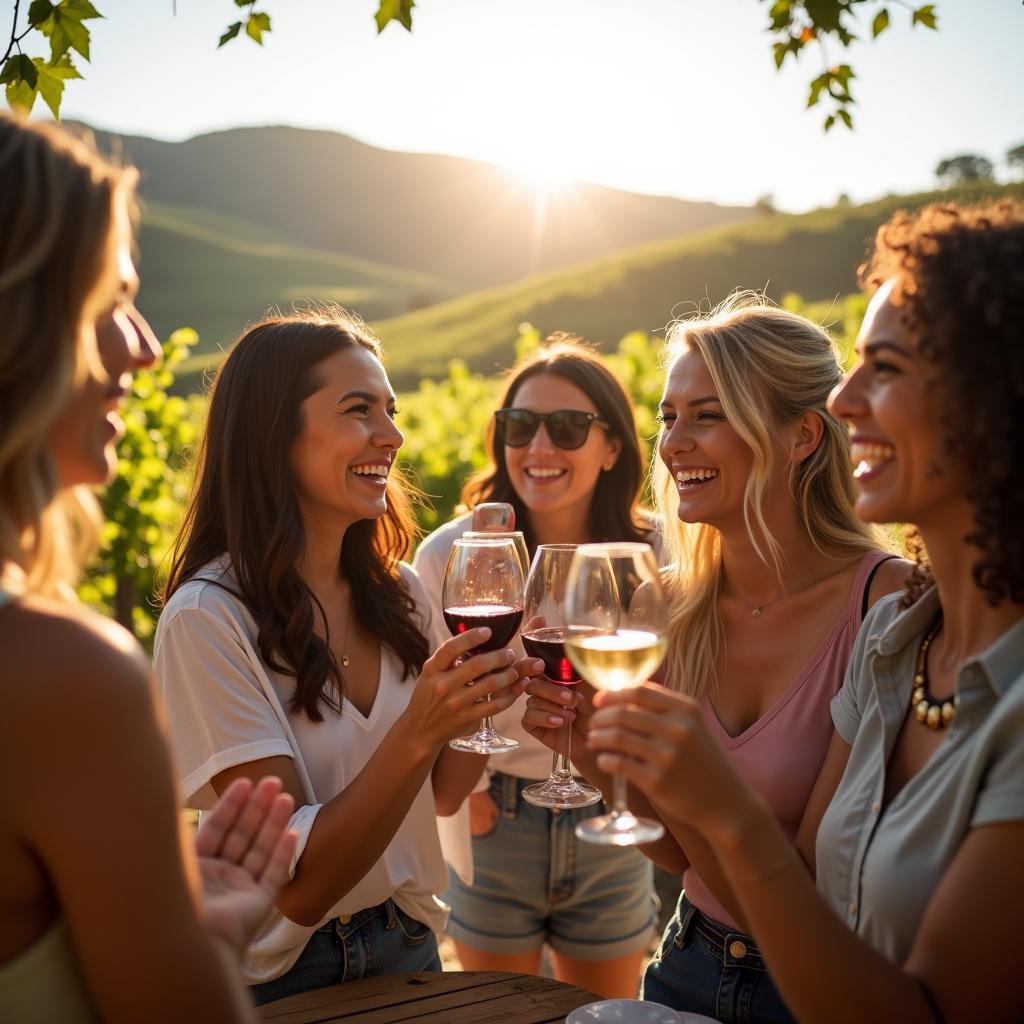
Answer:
[{"left": 816, "top": 586, "right": 1024, "bottom": 965}]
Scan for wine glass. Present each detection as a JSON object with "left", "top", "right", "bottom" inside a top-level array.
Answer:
[
  {"left": 463, "top": 530, "right": 530, "bottom": 578},
  {"left": 565, "top": 542, "right": 668, "bottom": 845},
  {"left": 521, "top": 545, "right": 603, "bottom": 810},
  {"left": 443, "top": 536, "right": 525, "bottom": 754}
]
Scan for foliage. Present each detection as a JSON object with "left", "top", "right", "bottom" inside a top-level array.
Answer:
[
  {"left": 3, "top": 0, "right": 940, "bottom": 125},
  {"left": 935, "top": 154, "right": 996, "bottom": 186},
  {"left": 78, "top": 328, "right": 204, "bottom": 649},
  {"left": 762, "top": 0, "right": 938, "bottom": 130}
]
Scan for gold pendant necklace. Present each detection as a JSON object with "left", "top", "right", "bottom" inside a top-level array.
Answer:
[{"left": 911, "top": 614, "right": 957, "bottom": 730}]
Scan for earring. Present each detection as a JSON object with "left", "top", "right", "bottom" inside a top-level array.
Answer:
[{"left": 603, "top": 459, "right": 615, "bottom": 471}]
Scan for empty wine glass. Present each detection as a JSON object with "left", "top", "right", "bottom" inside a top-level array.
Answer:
[
  {"left": 521, "top": 545, "right": 603, "bottom": 810},
  {"left": 443, "top": 536, "right": 524, "bottom": 754},
  {"left": 565, "top": 542, "right": 668, "bottom": 845}
]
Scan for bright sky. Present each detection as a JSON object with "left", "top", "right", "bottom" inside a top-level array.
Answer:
[{"left": 44, "top": 0, "right": 1024, "bottom": 211}]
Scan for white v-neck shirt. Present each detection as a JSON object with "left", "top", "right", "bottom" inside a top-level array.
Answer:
[{"left": 153, "top": 557, "right": 448, "bottom": 983}]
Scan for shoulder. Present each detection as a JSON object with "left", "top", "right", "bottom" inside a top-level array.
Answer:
[
  {"left": 158, "top": 559, "right": 249, "bottom": 632},
  {"left": 0, "top": 598, "right": 155, "bottom": 757},
  {"left": 865, "top": 555, "right": 914, "bottom": 611},
  {"left": 414, "top": 513, "right": 472, "bottom": 565}
]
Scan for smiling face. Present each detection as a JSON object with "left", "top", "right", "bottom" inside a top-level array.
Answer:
[
  {"left": 289, "top": 344, "right": 403, "bottom": 532},
  {"left": 503, "top": 372, "right": 621, "bottom": 524},
  {"left": 657, "top": 347, "right": 756, "bottom": 530},
  {"left": 829, "top": 279, "right": 966, "bottom": 528},
  {"left": 45, "top": 198, "right": 161, "bottom": 487}
]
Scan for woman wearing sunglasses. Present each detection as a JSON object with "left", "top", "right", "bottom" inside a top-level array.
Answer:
[
  {"left": 524, "top": 298, "right": 910, "bottom": 1021},
  {"left": 413, "top": 335, "right": 660, "bottom": 998}
]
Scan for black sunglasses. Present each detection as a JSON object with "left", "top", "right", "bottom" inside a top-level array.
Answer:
[{"left": 494, "top": 408, "right": 608, "bottom": 451}]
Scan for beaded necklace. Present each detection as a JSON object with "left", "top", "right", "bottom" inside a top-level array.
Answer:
[{"left": 911, "top": 614, "right": 958, "bottom": 730}]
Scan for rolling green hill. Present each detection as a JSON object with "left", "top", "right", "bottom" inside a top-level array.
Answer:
[
  {"left": 135, "top": 200, "right": 458, "bottom": 371},
  {"left": 370, "top": 183, "right": 1023, "bottom": 389},
  {"left": 84, "top": 124, "right": 752, "bottom": 289}
]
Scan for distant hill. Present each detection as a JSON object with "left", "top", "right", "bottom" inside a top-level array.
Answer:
[
  {"left": 366, "top": 182, "right": 1024, "bottom": 389},
  {"left": 84, "top": 123, "right": 753, "bottom": 288},
  {"left": 135, "top": 201, "right": 456, "bottom": 357}
]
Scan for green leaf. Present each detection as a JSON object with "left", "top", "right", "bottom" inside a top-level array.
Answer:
[
  {"left": 218, "top": 21, "right": 242, "bottom": 47},
  {"left": 245, "top": 11, "right": 271, "bottom": 44},
  {"left": 912, "top": 4, "right": 937, "bottom": 30},
  {"left": 52, "top": 10, "right": 91, "bottom": 61},
  {"left": 234, "top": 0, "right": 252, "bottom": 6},
  {"left": 872, "top": 8, "right": 890, "bottom": 38},
  {"left": 0, "top": 53, "right": 39, "bottom": 88},
  {"left": 63, "top": 0, "right": 102, "bottom": 20},
  {"left": 772, "top": 41, "right": 787, "bottom": 69},
  {"left": 375, "top": 0, "right": 415, "bottom": 33},
  {"left": 837, "top": 108, "right": 853, "bottom": 129},
  {"left": 824, "top": 113, "right": 836, "bottom": 132},
  {"left": 768, "top": 0, "right": 793, "bottom": 30},
  {"left": 34, "top": 54, "right": 82, "bottom": 119},
  {"left": 807, "top": 72, "right": 830, "bottom": 108},
  {"left": 27, "top": 0, "right": 56, "bottom": 28},
  {"left": 5, "top": 76, "right": 37, "bottom": 112}
]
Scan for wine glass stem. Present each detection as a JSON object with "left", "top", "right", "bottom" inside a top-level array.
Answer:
[
  {"left": 611, "top": 774, "right": 629, "bottom": 818},
  {"left": 552, "top": 718, "right": 572, "bottom": 782}
]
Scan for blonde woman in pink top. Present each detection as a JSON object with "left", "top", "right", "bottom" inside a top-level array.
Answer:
[{"left": 524, "top": 294, "right": 908, "bottom": 1022}]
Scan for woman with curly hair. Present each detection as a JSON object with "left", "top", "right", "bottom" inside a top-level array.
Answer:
[
  {"left": 154, "top": 310, "right": 538, "bottom": 1005},
  {"left": 571, "top": 199, "right": 1024, "bottom": 1023}
]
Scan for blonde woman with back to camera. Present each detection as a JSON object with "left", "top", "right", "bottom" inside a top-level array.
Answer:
[
  {"left": 0, "top": 114, "right": 296, "bottom": 1023},
  {"left": 525, "top": 295, "right": 909, "bottom": 1022}
]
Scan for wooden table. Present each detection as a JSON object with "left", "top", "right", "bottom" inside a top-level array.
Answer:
[{"left": 256, "top": 970, "right": 601, "bottom": 1023}]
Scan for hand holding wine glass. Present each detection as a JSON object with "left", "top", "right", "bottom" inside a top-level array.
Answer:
[
  {"left": 443, "top": 536, "right": 525, "bottom": 754},
  {"left": 520, "top": 545, "right": 602, "bottom": 809},
  {"left": 564, "top": 542, "right": 668, "bottom": 846}
]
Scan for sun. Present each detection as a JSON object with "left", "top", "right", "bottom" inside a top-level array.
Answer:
[{"left": 498, "top": 157, "right": 576, "bottom": 196}]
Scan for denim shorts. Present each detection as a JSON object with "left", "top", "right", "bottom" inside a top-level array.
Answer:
[
  {"left": 444, "top": 772, "right": 657, "bottom": 961},
  {"left": 250, "top": 899, "right": 441, "bottom": 1006},
  {"left": 642, "top": 893, "right": 795, "bottom": 1024}
]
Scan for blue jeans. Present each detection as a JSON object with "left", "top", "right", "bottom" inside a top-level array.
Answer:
[
  {"left": 251, "top": 899, "right": 441, "bottom": 1006},
  {"left": 642, "top": 893, "right": 795, "bottom": 1024}
]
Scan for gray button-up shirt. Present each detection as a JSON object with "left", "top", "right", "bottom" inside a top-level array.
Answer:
[{"left": 816, "top": 586, "right": 1024, "bottom": 964}]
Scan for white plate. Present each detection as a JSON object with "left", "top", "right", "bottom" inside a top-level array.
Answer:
[{"left": 566, "top": 999, "right": 719, "bottom": 1024}]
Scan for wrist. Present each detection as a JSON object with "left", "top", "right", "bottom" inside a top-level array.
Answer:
[{"left": 395, "top": 709, "right": 444, "bottom": 762}]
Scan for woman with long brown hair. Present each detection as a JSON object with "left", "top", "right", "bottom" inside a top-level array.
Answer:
[
  {"left": 155, "top": 309, "right": 538, "bottom": 1004},
  {"left": 414, "top": 336, "right": 660, "bottom": 998},
  {"left": 0, "top": 114, "right": 296, "bottom": 1023}
]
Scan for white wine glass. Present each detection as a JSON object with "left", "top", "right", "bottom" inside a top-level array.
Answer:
[
  {"left": 565, "top": 542, "right": 668, "bottom": 845},
  {"left": 443, "top": 536, "right": 524, "bottom": 755},
  {"left": 521, "top": 545, "right": 603, "bottom": 810}
]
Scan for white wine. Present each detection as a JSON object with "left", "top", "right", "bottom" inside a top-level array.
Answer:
[{"left": 565, "top": 629, "right": 666, "bottom": 692}]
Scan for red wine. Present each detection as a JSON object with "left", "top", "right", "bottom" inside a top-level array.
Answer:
[
  {"left": 444, "top": 604, "right": 523, "bottom": 654},
  {"left": 521, "top": 626, "right": 600, "bottom": 683}
]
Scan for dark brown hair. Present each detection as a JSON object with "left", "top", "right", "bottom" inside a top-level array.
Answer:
[
  {"left": 163, "top": 309, "right": 429, "bottom": 721},
  {"left": 461, "top": 333, "right": 650, "bottom": 551},
  {"left": 858, "top": 199, "right": 1024, "bottom": 607}
]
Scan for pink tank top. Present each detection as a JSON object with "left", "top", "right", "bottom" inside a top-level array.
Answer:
[{"left": 683, "top": 551, "right": 893, "bottom": 930}]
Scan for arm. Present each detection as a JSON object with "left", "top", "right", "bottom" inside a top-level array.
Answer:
[
  {"left": 587, "top": 683, "right": 1023, "bottom": 1023},
  {"left": 213, "top": 629, "right": 524, "bottom": 927},
  {"left": 12, "top": 616, "right": 259, "bottom": 1023}
]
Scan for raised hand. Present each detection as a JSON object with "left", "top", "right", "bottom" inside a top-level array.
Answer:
[
  {"left": 195, "top": 775, "right": 297, "bottom": 954},
  {"left": 586, "top": 683, "right": 755, "bottom": 840},
  {"left": 405, "top": 626, "right": 541, "bottom": 750}
]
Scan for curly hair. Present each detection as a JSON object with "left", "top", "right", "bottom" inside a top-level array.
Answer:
[{"left": 858, "top": 199, "right": 1024, "bottom": 607}]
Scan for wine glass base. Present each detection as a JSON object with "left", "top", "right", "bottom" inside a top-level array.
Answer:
[
  {"left": 449, "top": 732, "right": 521, "bottom": 755},
  {"left": 522, "top": 778, "right": 603, "bottom": 810},
  {"left": 575, "top": 812, "right": 664, "bottom": 846}
]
